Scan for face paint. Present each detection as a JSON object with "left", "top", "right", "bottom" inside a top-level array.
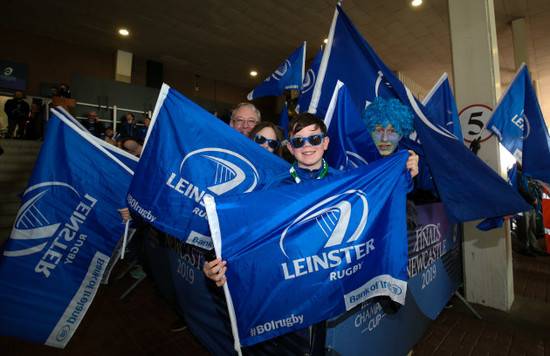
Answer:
[{"left": 371, "top": 124, "right": 401, "bottom": 156}]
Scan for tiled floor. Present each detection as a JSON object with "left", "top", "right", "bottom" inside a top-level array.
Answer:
[{"left": 1, "top": 240, "right": 549, "bottom": 355}]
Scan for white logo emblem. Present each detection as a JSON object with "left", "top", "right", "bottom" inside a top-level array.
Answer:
[
  {"left": 345, "top": 152, "right": 369, "bottom": 169},
  {"left": 4, "top": 182, "right": 80, "bottom": 257},
  {"left": 280, "top": 190, "right": 368, "bottom": 257},
  {"left": 3, "top": 67, "right": 13, "bottom": 76},
  {"left": 300, "top": 68, "right": 316, "bottom": 94},
  {"left": 180, "top": 148, "right": 259, "bottom": 195},
  {"left": 270, "top": 59, "right": 291, "bottom": 81}
]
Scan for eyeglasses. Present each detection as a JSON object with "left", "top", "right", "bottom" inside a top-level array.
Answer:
[
  {"left": 289, "top": 134, "right": 325, "bottom": 149},
  {"left": 254, "top": 135, "right": 280, "bottom": 150},
  {"left": 232, "top": 118, "right": 258, "bottom": 127}
]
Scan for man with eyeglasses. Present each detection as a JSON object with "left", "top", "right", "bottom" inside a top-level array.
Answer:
[
  {"left": 229, "top": 102, "right": 261, "bottom": 136},
  {"left": 361, "top": 97, "right": 420, "bottom": 181},
  {"left": 81, "top": 110, "right": 105, "bottom": 138}
]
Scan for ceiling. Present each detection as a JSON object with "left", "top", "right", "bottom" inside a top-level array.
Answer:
[{"left": 4, "top": 0, "right": 550, "bottom": 116}]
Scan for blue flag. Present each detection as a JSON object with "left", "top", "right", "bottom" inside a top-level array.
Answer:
[
  {"left": 0, "top": 111, "right": 134, "bottom": 347},
  {"left": 423, "top": 73, "right": 464, "bottom": 143},
  {"left": 308, "top": 5, "right": 530, "bottom": 223},
  {"left": 296, "top": 46, "right": 323, "bottom": 114},
  {"left": 247, "top": 42, "right": 306, "bottom": 100},
  {"left": 278, "top": 102, "right": 290, "bottom": 138},
  {"left": 487, "top": 65, "right": 527, "bottom": 162},
  {"left": 324, "top": 81, "right": 382, "bottom": 170},
  {"left": 127, "top": 84, "right": 290, "bottom": 243},
  {"left": 205, "top": 151, "right": 411, "bottom": 349},
  {"left": 488, "top": 64, "right": 550, "bottom": 184},
  {"left": 308, "top": 7, "right": 397, "bottom": 117},
  {"left": 55, "top": 107, "right": 139, "bottom": 171}
]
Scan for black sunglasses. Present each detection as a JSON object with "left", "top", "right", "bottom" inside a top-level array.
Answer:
[
  {"left": 289, "top": 134, "right": 325, "bottom": 149},
  {"left": 254, "top": 134, "right": 280, "bottom": 150}
]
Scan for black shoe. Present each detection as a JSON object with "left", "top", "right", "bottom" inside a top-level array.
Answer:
[
  {"left": 519, "top": 249, "right": 537, "bottom": 257},
  {"left": 532, "top": 249, "right": 550, "bottom": 257},
  {"left": 170, "top": 318, "right": 188, "bottom": 332}
]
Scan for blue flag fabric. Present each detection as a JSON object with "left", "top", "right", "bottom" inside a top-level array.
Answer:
[
  {"left": 308, "top": 7, "right": 397, "bottom": 117},
  {"left": 278, "top": 102, "right": 290, "bottom": 138},
  {"left": 309, "top": 5, "right": 530, "bottom": 223},
  {"left": 0, "top": 111, "right": 134, "bottom": 347},
  {"left": 247, "top": 43, "right": 306, "bottom": 100},
  {"left": 205, "top": 151, "right": 411, "bottom": 349},
  {"left": 324, "top": 81, "right": 382, "bottom": 170},
  {"left": 487, "top": 65, "right": 528, "bottom": 162},
  {"left": 488, "top": 64, "right": 550, "bottom": 184},
  {"left": 296, "top": 46, "right": 323, "bottom": 114},
  {"left": 55, "top": 107, "right": 139, "bottom": 171},
  {"left": 127, "top": 84, "right": 290, "bottom": 242},
  {"left": 422, "top": 74, "right": 464, "bottom": 143}
]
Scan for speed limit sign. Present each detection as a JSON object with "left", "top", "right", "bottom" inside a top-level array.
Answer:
[{"left": 459, "top": 104, "right": 494, "bottom": 143}]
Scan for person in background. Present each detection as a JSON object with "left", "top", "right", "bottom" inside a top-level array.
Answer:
[
  {"left": 81, "top": 111, "right": 105, "bottom": 138},
  {"left": 229, "top": 103, "right": 260, "bottom": 136},
  {"left": 119, "top": 113, "right": 139, "bottom": 140},
  {"left": 517, "top": 164, "right": 549, "bottom": 257},
  {"left": 138, "top": 117, "right": 150, "bottom": 144},
  {"left": 121, "top": 138, "right": 143, "bottom": 157},
  {"left": 58, "top": 83, "right": 71, "bottom": 98},
  {"left": 50, "top": 86, "right": 59, "bottom": 97},
  {"left": 26, "top": 103, "right": 43, "bottom": 140},
  {"left": 4, "top": 90, "right": 30, "bottom": 139},
  {"left": 101, "top": 126, "right": 119, "bottom": 146},
  {"left": 248, "top": 121, "right": 285, "bottom": 158}
]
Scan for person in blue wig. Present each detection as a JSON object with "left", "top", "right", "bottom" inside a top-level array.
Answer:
[
  {"left": 362, "top": 97, "right": 438, "bottom": 204},
  {"left": 361, "top": 97, "right": 415, "bottom": 157}
]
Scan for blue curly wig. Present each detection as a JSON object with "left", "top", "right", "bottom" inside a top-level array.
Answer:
[{"left": 361, "top": 97, "right": 415, "bottom": 137}]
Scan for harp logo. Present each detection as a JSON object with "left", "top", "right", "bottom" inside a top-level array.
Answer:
[
  {"left": 270, "top": 59, "right": 290, "bottom": 82},
  {"left": 179, "top": 148, "right": 258, "bottom": 196},
  {"left": 280, "top": 190, "right": 368, "bottom": 257},
  {"left": 279, "top": 190, "right": 374, "bottom": 280},
  {"left": 4, "top": 181, "right": 97, "bottom": 278},
  {"left": 4, "top": 182, "right": 80, "bottom": 258},
  {"left": 300, "top": 68, "right": 316, "bottom": 94},
  {"left": 166, "top": 148, "right": 259, "bottom": 219}
]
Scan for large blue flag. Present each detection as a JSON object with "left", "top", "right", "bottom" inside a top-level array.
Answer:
[
  {"left": 127, "top": 84, "right": 290, "bottom": 243},
  {"left": 324, "top": 81, "right": 381, "bottom": 170},
  {"left": 488, "top": 64, "right": 550, "bottom": 184},
  {"left": 0, "top": 110, "right": 134, "bottom": 347},
  {"left": 309, "top": 5, "right": 530, "bottom": 222},
  {"left": 296, "top": 46, "right": 323, "bottom": 114},
  {"left": 205, "top": 150, "right": 411, "bottom": 349},
  {"left": 422, "top": 73, "right": 464, "bottom": 143},
  {"left": 247, "top": 42, "right": 306, "bottom": 100}
]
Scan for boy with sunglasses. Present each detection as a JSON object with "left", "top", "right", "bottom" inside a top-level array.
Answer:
[{"left": 204, "top": 113, "right": 337, "bottom": 285}]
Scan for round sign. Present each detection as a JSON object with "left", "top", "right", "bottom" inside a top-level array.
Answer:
[{"left": 459, "top": 104, "right": 494, "bottom": 143}]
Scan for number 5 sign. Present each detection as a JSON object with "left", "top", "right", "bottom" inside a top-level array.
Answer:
[{"left": 459, "top": 104, "right": 494, "bottom": 143}]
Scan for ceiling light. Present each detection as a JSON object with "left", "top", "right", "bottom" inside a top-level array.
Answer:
[
  {"left": 250, "top": 71, "right": 257, "bottom": 76},
  {"left": 411, "top": 0, "right": 422, "bottom": 6},
  {"left": 119, "top": 28, "right": 130, "bottom": 36},
  {"left": 324, "top": 38, "right": 328, "bottom": 44}
]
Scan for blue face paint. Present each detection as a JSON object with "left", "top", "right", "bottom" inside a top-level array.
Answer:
[{"left": 371, "top": 124, "right": 402, "bottom": 156}]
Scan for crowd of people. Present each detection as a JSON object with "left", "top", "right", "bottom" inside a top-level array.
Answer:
[{"left": 81, "top": 110, "right": 150, "bottom": 154}]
